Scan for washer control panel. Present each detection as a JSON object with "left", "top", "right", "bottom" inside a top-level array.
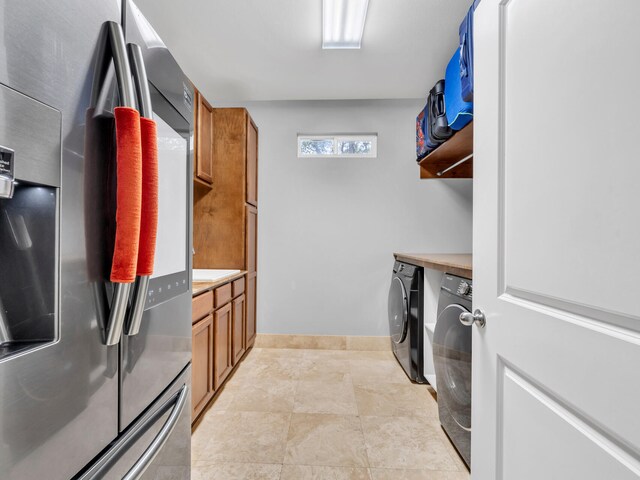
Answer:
[
  {"left": 442, "top": 274, "right": 473, "bottom": 301},
  {"left": 457, "top": 281, "right": 472, "bottom": 297}
]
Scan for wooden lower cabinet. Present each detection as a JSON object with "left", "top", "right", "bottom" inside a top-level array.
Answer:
[
  {"left": 191, "top": 277, "right": 256, "bottom": 424},
  {"left": 191, "top": 314, "right": 214, "bottom": 420},
  {"left": 213, "top": 302, "right": 233, "bottom": 390},
  {"left": 246, "top": 273, "right": 257, "bottom": 348},
  {"left": 232, "top": 294, "right": 246, "bottom": 365}
]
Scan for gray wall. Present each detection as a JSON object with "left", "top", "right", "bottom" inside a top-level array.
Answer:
[{"left": 234, "top": 99, "right": 472, "bottom": 336}]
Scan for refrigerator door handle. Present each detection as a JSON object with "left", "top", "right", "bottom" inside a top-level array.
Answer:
[
  {"left": 104, "top": 21, "right": 137, "bottom": 346},
  {"left": 125, "top": 43, "right": 154, "bottom": 337},
  {"left": 122, "top": 384, "right": 188, "bottom": 480},
  {"left": 127, "top": 43, "right": 152, "bottom": 118}
]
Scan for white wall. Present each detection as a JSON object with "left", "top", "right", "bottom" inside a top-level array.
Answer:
[{"left": 234, "top": 99, "right": 472, "bottom": 336}]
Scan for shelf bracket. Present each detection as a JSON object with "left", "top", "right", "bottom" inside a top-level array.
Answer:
[{"left": 436, "top": 153, "right": 473, "bottom": 177}]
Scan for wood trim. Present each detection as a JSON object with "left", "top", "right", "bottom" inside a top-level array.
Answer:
[{"left": 193, "top": 176, "right": 213, "bottom": 190}]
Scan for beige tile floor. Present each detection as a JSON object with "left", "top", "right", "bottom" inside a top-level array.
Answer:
[{"left": 192, "top": 348, "right": 470, "bottom": 480}]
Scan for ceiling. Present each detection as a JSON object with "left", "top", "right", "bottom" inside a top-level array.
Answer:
[{"left": 134, "top": 0, "right": 471, "bottom": 102}]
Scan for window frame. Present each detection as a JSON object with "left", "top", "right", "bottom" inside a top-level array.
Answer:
[{"left": 297, "top": 133, "right": 378, "bottom": 158}]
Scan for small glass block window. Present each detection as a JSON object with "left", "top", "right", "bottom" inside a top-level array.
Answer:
[
  {"left": 297, "top": 134, "right": 377, "bottom": 158},
  {"left": 299, "top": 138, "right": 335, "bottom": 156}
]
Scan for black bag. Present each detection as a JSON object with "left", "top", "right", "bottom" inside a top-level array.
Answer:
[{"left": 427, "top": 79, "right": 453, "bottom": 144}]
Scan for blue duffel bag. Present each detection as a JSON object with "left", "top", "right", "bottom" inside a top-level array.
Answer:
[
  {"left": 459, "top": 3, "right": 476, "bottom": 102},
  {"left": 445, "top": 48, "right": 473, "bottom": 131}
]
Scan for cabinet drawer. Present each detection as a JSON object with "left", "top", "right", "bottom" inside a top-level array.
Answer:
[
  {"left": 214, "top": 283, "right": 232, "bottom": 309},
  {"left": 192, "top": 290, "right": 213, "bottom": 323},
  {"left": 232, "top": 277, "right": 245, "bottom": 297}
]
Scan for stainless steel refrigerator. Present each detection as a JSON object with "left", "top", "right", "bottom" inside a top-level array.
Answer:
[{"left": 0, "top": 1, "right": 193, "bottom": 478}]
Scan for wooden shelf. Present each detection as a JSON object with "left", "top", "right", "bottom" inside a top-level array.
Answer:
[{"left": 419, "top": 122, "right": 473, "bottom": 179}]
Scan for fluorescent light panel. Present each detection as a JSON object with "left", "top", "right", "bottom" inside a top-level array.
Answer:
[{"left": 323, "top": 0, "right": 369, "bottom": 49}]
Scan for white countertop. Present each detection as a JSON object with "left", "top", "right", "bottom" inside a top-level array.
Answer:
[{"left": 193, "top": 269, "right": 242, "bottom": 282}]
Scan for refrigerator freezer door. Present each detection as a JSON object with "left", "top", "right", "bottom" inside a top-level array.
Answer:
[
  {"left": 0, "top": 1, "right": 122, "bottom": 479},
  {"left": 77, "top": 366, "right": 191, "bottom": 480}
]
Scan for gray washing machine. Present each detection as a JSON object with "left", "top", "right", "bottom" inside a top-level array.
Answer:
[{"left": 433, "top": 273, "right": 472, "bottom": 469}]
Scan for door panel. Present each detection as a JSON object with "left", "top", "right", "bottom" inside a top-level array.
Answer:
[
  {"left": 245, "top": 273, "right": 257, "bottom": 348},
  {"left": 195, "top": 92, "right": 214, "bottom": 184},
  {"left": 192, "top": 315, "right": 213, "bottom": 420},
  {"left": 473, "top": 1, "right": 640, "bottom": 478},
  {"left": 500, "top": 365, "right": 638, "bottom": 480},
  {"left": 232, "top": 294, "right": 246, "bottom": 365},
  {"left": 213, "top": 303, "right": 232, "bottom": 390},
  {"left": 0, "top": 2, "right": 122, "bottom": 479},
  {"left": 245, "top": 205, "right": 257, "bottom": 273},
  {"left": 500, "top": 0, "right": 640, "bottom": 327},
  {"left": 246, "top": 118, "right": 258, "bottom": 206}
]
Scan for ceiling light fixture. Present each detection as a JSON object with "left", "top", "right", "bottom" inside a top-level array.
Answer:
[{"left": 322, "top": 0, "right": 370, "bottom": 49}]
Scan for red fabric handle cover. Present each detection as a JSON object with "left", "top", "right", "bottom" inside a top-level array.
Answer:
[
  {"left": 111, "top": 107, "right": 142, "bottom": 283},
  {"left": 137, "top": 117, "right": 159, "bottom": 276}
]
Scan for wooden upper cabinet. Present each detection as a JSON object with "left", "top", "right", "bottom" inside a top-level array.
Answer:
[
  {"left": 246, "top": 118, "right": 258, "bottom": 207},
  {"left": 194, "top": 90, "right": 214, "bottom": 186},
  {"left": 193, "top": 108, "right": 259, "bottom": 270},
  {"left": 245, "top": 205, "right": 257, "bottom": 274}
]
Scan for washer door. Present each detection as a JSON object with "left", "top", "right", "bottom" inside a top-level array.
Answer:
[
  {"left": 433, "top": 303, "right": 472, "bottom": 430},
  {"left": 388, "top": 276, "right": 408, "bottom": 344}
]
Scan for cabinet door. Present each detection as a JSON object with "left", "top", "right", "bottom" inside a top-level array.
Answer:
[
  {"left": 192, "top": 314, "right": 214, "bottom": 421},
  {"left": 246, "top": 117, "right": 258, "bottom": 206},
  {"left": 245, "top": 273, "right": 257, "bottom": 348},
  {"left": 245, "top": 205, "right": 257, "bottom": 273},
  {"left": 195, "top": 91, "right": 214, "bottom": 184},
  {"left": 232, "top": 294, "right": 246, "bottom": 365},
  {"left": 213, "top": 303, "right": 232, "bottom": 390}
]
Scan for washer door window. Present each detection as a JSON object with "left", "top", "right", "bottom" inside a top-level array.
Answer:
[
  {"left": 388, "top": 277, "right": 408, "bottom": 344},
  {"left": 434, "top": 303, "right": 472, "bottom": 430}
]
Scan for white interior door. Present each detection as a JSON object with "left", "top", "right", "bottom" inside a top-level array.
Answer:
[{"left": 472, "top": 1, "right": 640, "bottom": 478}]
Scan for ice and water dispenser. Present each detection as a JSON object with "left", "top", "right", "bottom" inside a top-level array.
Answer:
[{"left": 0, "top": 84, "right": 60, "bottom": 359}]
